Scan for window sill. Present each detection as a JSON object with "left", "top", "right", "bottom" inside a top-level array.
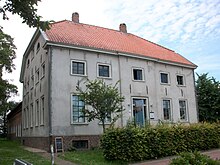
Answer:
[
  {"left": 177, "top": 85, "right": 186, "bottom": 87},
  {"left": 71, "top": 122, "right": 89, "bottom": 125},
  {"left": 98, "top": 122, "right": 111, "bottom": 125},
  {"left": 70, "top": 74, "right": 87, "bottom": 77},
  {"left": 40, "top": 75, "right": 45, "bottom": 80},
  {"left": 97, "top": 76, "right": 112, "bottom": 80},
  {"left": 132, "top": 79, "right": 145, "bottom": 82},
  {"left": 160, "top": 83, "right": 170, "bottom": 86}
]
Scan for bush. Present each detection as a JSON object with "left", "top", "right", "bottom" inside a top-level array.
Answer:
[
  {"left": 170, "top": 151, "right": 220, "bottom": 165},
  {"left": 101, "top": 123, "right": 220, "bottom": 161}
]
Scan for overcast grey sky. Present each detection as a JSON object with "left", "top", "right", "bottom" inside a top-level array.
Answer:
[{"left": 1, "top": 0, "right": 220, "bottom": 102}]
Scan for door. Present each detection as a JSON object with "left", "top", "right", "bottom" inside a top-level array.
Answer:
[{"left": 133, "top": 98, "right": 148, "bottom": 127}]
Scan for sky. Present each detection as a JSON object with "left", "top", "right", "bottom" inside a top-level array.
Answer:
[{"left": 1, "top": 0, "right": 220, "bottom": 102}]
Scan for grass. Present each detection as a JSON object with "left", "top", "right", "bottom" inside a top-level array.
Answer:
[
  {"left": 0, "top": 138, "right": 51, "bottom": 165},
  {"left": 59, "top": 149, "right": 129, "bottom": 165}
]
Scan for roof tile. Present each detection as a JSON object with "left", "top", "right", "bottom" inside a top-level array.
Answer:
[{"left": 45, "top": 20, "right": 196, "bottom": 67}]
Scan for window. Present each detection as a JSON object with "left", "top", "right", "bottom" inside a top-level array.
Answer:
[
  {"left": 35, "top": 69, "right": 39, "bottom": 84},
  {"left": 36, "top": 42, "right": 40, "bottom": 53},
  {"left": 179, "top": 100, "right": 187, "bottom": 121},
  {"left": 72, "top": 140, "right": 88, "bottom": 149},
  {"left": 160, "top": 73, "right": 169, "bottom": 84},
  {"left": 40, "top": 96, "right": 45, "bottom": 125},
  {"left": 133, "top": 68, "right": 144, "bottom": 81},
  {"left": 31, "top": 75, "right": 34, "bottom": 89},
  {"left": 163, "top": 99, "right": 171, "bottom": 120},
  {"left": 71, "top": 60, "right": 86, "bottom": 75},
  {"left": 41, "top": 63, "right": 45, "bottom": 78},
  {"left": 30, "top": 103, "right": 33, "bottom": 128},
  {"left": 26, "top": 106, "right": 29, "bottom": 129},
  {"left": 98, "top": 64, "right": 111, "bottom": 78},
  {"left": 72, "top": 95, "right": 85, "bottom": 123},
  {"left": 27, "top": 59, "right": 30, "bottom": 68},
  {"left": 177, "top": 75, "right": 184, "bottom": 85},
  {"left": 35, "top": 100, "right": 39, "bottom": 126}
]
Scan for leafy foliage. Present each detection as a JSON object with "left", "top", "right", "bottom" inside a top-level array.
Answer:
[
  {"left": 196, "top": 73, "right": 220, "bottom": 122},
  {"left": 77, "top": 79, "right": 124, "bottom": 132},
  {"left": 101, "top": 123, "right": 220, "bottom": 161},
  {"left": 170, "top": 151, "right": 220, "bottom": 165},
  {"left": 0, "top": 0, "right": 52, "bottom": 30}
]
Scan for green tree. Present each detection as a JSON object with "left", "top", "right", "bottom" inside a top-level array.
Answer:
[
  {"left": 196, "top": 73, "right": 220, "bottom": 122},
  {"left": 0, "top": 0, "right": 52, "bottom": 30},
  {"left": 77, "top": 79, "right": 125, "bottom": 132},
  {"left": 0, "top": 101, "right": 18, "bottom": 137}
]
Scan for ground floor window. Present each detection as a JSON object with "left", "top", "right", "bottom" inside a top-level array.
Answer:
[
  {"left": 133, "top": 98, "right": 147, "bottom": 126},
  {"left": 163, "top": 99, "right": 171, "bottom": 120},
  {"left": 72, "top": 140, "right": 88, "bottom": 149},
  {"left": 179, "top": 100, "right": 187, "bottom": 121},
  {"left": 72, "top": 95, "right": 85, "bottom": 123}
]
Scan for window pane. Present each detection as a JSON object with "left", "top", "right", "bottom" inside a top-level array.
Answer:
[
  {"left": 163, "top": 100, "right": 170, "bottom": 120},
  {"left": 133, "top": 69, "right": 143, "bottom": 80},
  {"left": 161, "top": 73, "right": 168, "bottom": 83},
  {"left": 179, "top": 100, "right": 187, "bottom": 120},
  {"left": 177, "top": 75, "right": 184, "bottom": 85},
  {"left": 72, "top": 95, "right": 85, "bottom": 123},
  {"left": 99, "top": 65, "right": 110, "bottom": 77},
  {"left": 72, "top": 61, "right": 85, "bottom": 75}
]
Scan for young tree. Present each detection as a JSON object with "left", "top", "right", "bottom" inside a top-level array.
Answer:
[
  {"left": 0, "top": 0, "right": 51, "bottom": 30},
  {"left": 77, "top": 79, "right": 125, "bottom": 132},
  {"left": 196, "top": 73, "right": 220, "bottom": 122}
]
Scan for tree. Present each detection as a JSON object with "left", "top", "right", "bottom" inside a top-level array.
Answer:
[
  {"left": 0, "top": 101, "right": 18, "bottom": 137},
  {"left": 0, "top": 27, "right": 17, "bottom": 137},
  {"left": 196, "top": 73, "right": 220, "bottom": 122},
  {"left": 77, "top": 79, "right": 125, "bottom": 132},
  {"left": 0, "top": 0, "right": 52, "bottom": 30}
]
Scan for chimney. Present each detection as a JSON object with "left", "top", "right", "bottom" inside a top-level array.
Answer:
[
  {"left": 72, "top": 12, "right": 79, "bottom": 23},
  {"left": 119, "top": 23, "right": 127, "bottom": 33}
]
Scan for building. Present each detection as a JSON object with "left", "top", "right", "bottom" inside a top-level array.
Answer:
[
  {"left": 7, "top": 102, "right": 22, "bottom": 140},
  {"left": 19, "top": 13, "right": 198, "bottom": 151}
]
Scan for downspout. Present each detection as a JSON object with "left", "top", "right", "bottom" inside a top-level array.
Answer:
[
  {"left": 48, "top": 46, "right": 53, "bottom": 146},
  {"left": 193, "top": 70, "right": 199, "bottom": 122},
  {"left": 117, "top": 53, "right": 123, "bottom": 127}
]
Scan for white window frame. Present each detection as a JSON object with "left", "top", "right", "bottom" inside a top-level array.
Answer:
[
  {"left": 35, "top": 99, "right": 39, "bottom": 127},
  {"left": 176, "top": 74, "right": 185, "bottom": 86},
  {"left": 179, "top": 99, "right": 188, "bottom": 122},
  {"left": 40, "top": 96, "right": 45, "bottom": 126},
  {"left": 160, "top": 72, "right": 170, "bottom": 84},
  {"left": 132, "top": 67, "right": 145, "bottom": 81},
  {"left": 71, "top": 94, "right": 87, "bottom": 124},
  {"left": 97, "top": 63, "right": 112, "bottom": 78},
  {"left": 162, "top": 99, "right": 172, "bottom": 121},
  {"left": 71, "top": 60, "right": 87, "bottom": 76}
]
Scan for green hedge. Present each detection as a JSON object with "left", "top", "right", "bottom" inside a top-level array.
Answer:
[{"left": 101, "top": 123, "right": 220, "bottom": 161}]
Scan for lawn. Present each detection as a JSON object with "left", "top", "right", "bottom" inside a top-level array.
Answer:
[
  {"left": 0, "top": 138, "right": 51, "bottom": 165},
  {"left": 59, "top": 149, "right": 128, "bottom": 165}
]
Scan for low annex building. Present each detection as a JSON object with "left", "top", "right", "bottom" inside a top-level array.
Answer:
[{"left": 19, "top": 13, "right": 198, "bottom": 151}]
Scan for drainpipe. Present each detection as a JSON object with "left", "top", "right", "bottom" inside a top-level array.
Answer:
[
  {"left": 48, "top": 46, "right": 53, "bottom": 147},
  {"left": 117, "top": 53, "right": 123, "bottom": 127}
]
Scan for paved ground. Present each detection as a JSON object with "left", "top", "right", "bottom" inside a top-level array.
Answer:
[
  {"left": 131, "top": 149, "right": 220, "bottom": 165},
  {"left": 24, "top": 146, "right": 220, "bottom": 165}
]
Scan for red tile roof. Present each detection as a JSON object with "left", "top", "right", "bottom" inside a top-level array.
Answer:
[{"left": 45, "top": 20, "right": 196, "bottom": 67}]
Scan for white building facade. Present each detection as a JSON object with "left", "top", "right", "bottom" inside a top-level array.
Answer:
[{"left": 20, "top": 13, "right": 198, "bottom": 151}]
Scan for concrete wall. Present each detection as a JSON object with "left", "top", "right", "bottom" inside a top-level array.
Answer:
[
  {"left": 50, "top": 47, "right": 198, "bottom": 136},
  {"left": 22, "top": 34, "right": 49, "bottom": 137}
]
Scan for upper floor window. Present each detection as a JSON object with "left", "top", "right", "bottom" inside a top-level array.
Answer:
[
  {"left": 179, "top": 100, "right": 187, "bottom": 121},
  {"left": 163, "top": 99, "right": 171, "bottom": 120},
  {"left": 41, "top": 63, "right": 45, "bottom": 78},
  {"left": 177, "top": 75, "right": 184, "bottom": 86},
  {"left": 36, "top": 42, "right": 40, "bottom": 53},
  {"left": 35, "top": 69, "right": 39, "bottom": 84},
  {"left": 133, "top": 68, "right": 144, "bottom": 81},
  {"left": 27, "top": 59, "right": 30, "bottom": 68},
  {"left": 160, "top": 72, "right": 169, "bottom": 84},
  {"left": 72, "top": 95, "right": 85, "bottom": 123},
  {"left": 98, "top": 64, "right": 111, "bottom": 78},
  {"left": 71, "top": 60, "right": 86, "bottom": 76}
]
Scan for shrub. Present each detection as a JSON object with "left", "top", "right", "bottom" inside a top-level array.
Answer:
[
  {"left": 170, "top": 151, "right": 220, "bottom": 165},
  {"left": 101, "top": 123, "right": 220, "bottom": 161}
]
